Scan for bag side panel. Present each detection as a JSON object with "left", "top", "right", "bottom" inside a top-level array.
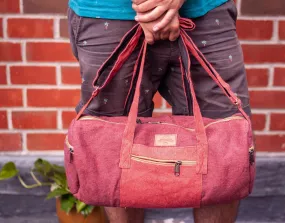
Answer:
[
  {"left": 201, "top": 119, "right": 252, "bottom": 205},
  {"left": 70, "top": 119, "right": 126, "bottom": 206}
]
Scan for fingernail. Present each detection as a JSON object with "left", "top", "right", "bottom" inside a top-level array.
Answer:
[
  {"left": 153, "top": 26, "right": 158, "bottom": 31},
  {"left": 135, "top": 16, "right": 138, "bottom": 21}
]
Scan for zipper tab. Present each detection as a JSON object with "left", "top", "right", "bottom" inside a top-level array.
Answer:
[
  {"left": 136, "top": 118, "right": 142, "bottom": 124},
  {"left": 174, "top": 161, "right": 182, "bottom": 176},
  {"left": 249, "top": 147, "right": 254, "bottom": 165},
  {"left": 69, "top": 147, "right": 74, "bottom": 163}
]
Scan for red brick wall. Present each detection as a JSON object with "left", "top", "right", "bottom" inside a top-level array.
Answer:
[{"left": 0, "top": 0, "right": 284, "bottom": 153}]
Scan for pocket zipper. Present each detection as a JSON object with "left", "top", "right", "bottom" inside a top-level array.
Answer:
[
  {"left": 131, "top": 155, "right": 196, "bottom": 176},
  {"left": 65, "top": 136, "right": 74, "bottom": 163}
]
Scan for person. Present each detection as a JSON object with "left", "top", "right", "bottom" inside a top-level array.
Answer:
[{"left": 67, "top": 0, "right": 251, "bottom": 222}]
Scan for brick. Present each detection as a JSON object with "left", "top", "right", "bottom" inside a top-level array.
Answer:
[
  {"left": 255, "top": 135, "right": 285, "bottom": 152},
  {"left": 8, "top": 19, "right": 53, "bottom": 38},
  {"left": 242, "top": 45, "right": 285, "bottom": 64},
  {"left": 251, "top": 114, "right": 266, "bottom": 131},
  {"left": 237, "top": 20, "right": 273, "bottom": 40},
  {"left": 0, "top": 134, "right": 22, "bottom": 151},
  {"left": 249, "top": 91, "right": 285, "bottom": 109},
  {"left": 0, "top": 18, "right": 3, "bottom": 37},
  {"left": 246, "top": 68, "right": 268, "bottom": 87},
  {"left": 12, "top": 111, "right": 57, "bottom": 129},
  {"left": 27, "top": 133, "right": 65, "bottom": 150},
  {"left": 23, "top": 0, "right": 68, "bottom": 14},
  {"left": 60, "top": 19, "right": 68, "bottom": 38},
  {"left": 0, "top": 111, "right": 8, "bottom": 129},
  {"left": 241, "top": 0, "right": 285, "bottom": 16},
  {"left": 62, "top": 111, "right": 76, "bottom": 129},
  {"left": 273, "top": 68, "right": 285, "bottom": 86},
  {"left": 0, "top": 0, "right": 20, "bottom": 13},
  {"left": 0, "top": 89, "right": 23, "bottom": 107},
  {"left": 0, "top": 42, "right": 21, "bottom": 61},
  {"left": 27, "top": 89, "right": 80, "bottom": 107},
  {"left": 270, "top": 113, "right": 285, "bottom": 131},
  {"left": 280, "top": 21, "right": 285, "bottom": 40},
  {"left": 0, "top": 66, "right": 6, "bottom": 84},
  {"left": 26, "top": 42, "right": 76, "bottom": 62},
  {"left": 61, "top": 66, "right": 81, "bottom": 84},
  {"left": 153, "top": 92, "right": 163, "bottom": 109},
  {"left": 10, "top": 66, "right": 56, "bottom": 85}
]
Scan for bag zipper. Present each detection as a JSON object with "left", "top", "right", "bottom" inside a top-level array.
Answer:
[
  {"left": 249, "top": 147, "right": 255, "bottom": 165},
  {"left": 131, "top": 155, "right": 196, "bottom": 176},
  {"left": 79, "top": 116, "right": 125, "bottom": 125},
  {"left": 79, "top": 115, "right": 244, "bottom": 131},
  {"left": 65, "top": 136, "right": 74, "bottom": 163}
]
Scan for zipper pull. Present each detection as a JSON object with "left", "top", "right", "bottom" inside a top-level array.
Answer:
[
  {"left": 136, "top": 118, "right": 142, "bottom": 124},
  {"left": 249, "top": 148, "right": 254, "bottom": 165},
  {"left": 174, "top": 161, "right": 182, "bottom": 176},
  {"left": 69, "top": 147, "right": 74, "bottom": 163}
]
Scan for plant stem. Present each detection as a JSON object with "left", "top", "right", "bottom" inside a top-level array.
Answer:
[
  {"left": 30, "top": 171, "right": 42, "bottom": 185},
  {"left": 17, "top": 175, "right": 52, "bottom": 189}
]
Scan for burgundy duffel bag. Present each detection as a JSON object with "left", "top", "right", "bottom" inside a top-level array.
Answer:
[{"left": 64, "top": 18, "right": 256, "bottom": 208}]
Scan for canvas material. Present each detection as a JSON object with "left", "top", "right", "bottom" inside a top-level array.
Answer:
[{"left": 64, "top": 18, "right": 255, "bottom": 208}]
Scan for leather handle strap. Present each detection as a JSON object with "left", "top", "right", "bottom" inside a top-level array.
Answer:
[
  {"left": 180, "top": 29, "right": 250, "bottom": 123},
  {"left": 75, "top": 18, "right": 251, "bottom": 175},
  {"left": 119, "top": 37, "right": 209, "bottom": 174}
]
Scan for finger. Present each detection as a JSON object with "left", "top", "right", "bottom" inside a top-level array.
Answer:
[
  {"left": 135, "top": 6, "right": 166, "bottom": 22},
  {"left": 132, "top": 0, "right": 147, "bottom": 4},
  {"left": 153, "top": 10, "right": 176, "bottom": 32},
  {"left": 160, "top": 31, "right": 170, "bottom": 40},
  {"left": 144, "top": 32, "right": 155, "bottom": 45},
  {"left": 154, "top": 31, "right": 160, "bottom": 41},
  {"left": 132, "top": 0, "right": 159, "bottom": 13},
  {"left": 169, "top": 29, "right": 180, "bottom": 41}
]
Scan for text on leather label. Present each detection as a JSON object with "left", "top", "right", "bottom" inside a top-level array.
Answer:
[{"left": 154, "top": 134, "right": 177, "bottom": 146}]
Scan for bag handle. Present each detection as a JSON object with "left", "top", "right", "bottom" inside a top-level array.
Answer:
[
  {"left": 179, "top": 27, "right": 250, "bottom": 122},
  {"left": 75, "top": 18, "right": 251, "bottom": 175},
  {"left": 118, "top": 20, "right": 251, "bottom": 174},
  {"left": 75, "top": 24, "right": 143, "bottom": 120},
  {"left": 119, "top": 39, "right": 209, "bottom": 174}
]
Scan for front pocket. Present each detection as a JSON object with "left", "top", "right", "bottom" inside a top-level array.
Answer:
[
  {"left": 64, "top": 135, "right": 80, "bottom": 194},
  {"left": 131, "top": 155, "right": 196, "bottom": 176},
  {"left": 120, "top": 154, "right": 202, "bottom": 208}
]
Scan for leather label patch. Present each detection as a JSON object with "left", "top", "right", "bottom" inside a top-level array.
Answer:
[{"left": 154, "top": 134, "right": 177, "bottom": 146}]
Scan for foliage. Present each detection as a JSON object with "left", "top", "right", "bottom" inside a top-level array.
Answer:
[{"left": 0, "top": 158, "right": 94, "bottom": 217}]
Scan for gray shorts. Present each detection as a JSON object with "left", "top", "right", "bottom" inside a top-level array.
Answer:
[{"left": 67, "top": 0, "right": 251, "bottom": 119}]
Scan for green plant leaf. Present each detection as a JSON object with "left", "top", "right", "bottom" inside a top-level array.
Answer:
[
  {"left": 76, "top": 201, "right": 87, "bottom": 213},
  {"left": 50, "top": 172, "right": 67, "bottom": 188},
  {"left": 46, "top": 188, "right": 70, "bottom": 199},
  {"left": 34, "top": 159, "right": 52, "bottom": 176},
  {"left": 80, "top": 205, "right": 94, "bottom": 217},
  {"left": 51, "top": 164, "right": 65, "bottom": 174},
  {"left": 60, "top": 194, "right": 76, "bottom": 213},
  {"left": 0, "top": 162, "right": 19, "bottom": 180}
]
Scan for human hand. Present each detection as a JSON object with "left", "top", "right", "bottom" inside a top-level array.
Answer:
[
  {"left": 140, "top": 13, "right": 180, "bottom": 44},
  {"left": 132, "top": 0, "right": 185, "bottom": 32}
]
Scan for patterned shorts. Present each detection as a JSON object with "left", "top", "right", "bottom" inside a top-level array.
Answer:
[{"left": 67, "top": 0, "right": 251, "bottom": 119}]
